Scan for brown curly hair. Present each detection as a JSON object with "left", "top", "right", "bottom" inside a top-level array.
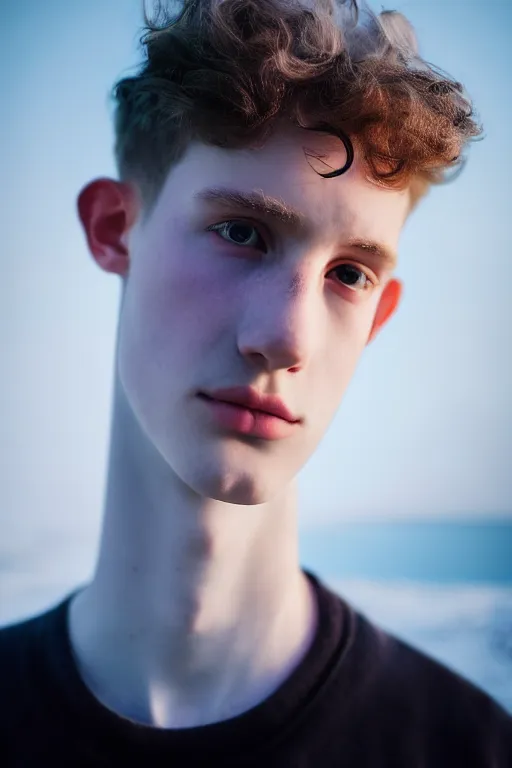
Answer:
[{"left": 112, "top": 0, "right": 482, "bottom": 214}]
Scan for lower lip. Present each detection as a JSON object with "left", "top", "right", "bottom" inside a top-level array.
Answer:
[{"left": 197, "top": 395, "right": 298, "bottom": 440}]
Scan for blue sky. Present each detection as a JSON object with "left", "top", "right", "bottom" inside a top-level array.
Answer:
[{"left": 1, "top": 0, "right": 511, "bottom": 560}]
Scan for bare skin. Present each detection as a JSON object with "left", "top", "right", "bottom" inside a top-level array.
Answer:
[{"left": 69, "top": 121, "right": 407, "bottom": 728}]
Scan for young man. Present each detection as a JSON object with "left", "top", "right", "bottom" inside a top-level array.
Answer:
[{"left": 1, "top": 0, "right": 510, "bottom": 764}]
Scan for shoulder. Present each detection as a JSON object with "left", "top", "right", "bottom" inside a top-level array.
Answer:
[
  {"left": 0, "top": 598, "right": 71, "bottom": 734},
  {"left": 355, "top": 613, "right": 512, "bottom": 761},
  {"left": 380, "top": 625, "right": 507, "bottom": 712},
  {"left": 0, "top": 608, "right": 52, "bottom": 701},
  {"left": 0, "top": 611, "right": 48, "bottom": 754},
  {"left": 0, "top": 609, "right": 46, "bottom": 672},
  {"left": 0, "top": 598, "right": 61, "bottom": 647}
]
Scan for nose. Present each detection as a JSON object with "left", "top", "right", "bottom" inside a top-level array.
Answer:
[{"left": 237, "top": 268, "right": 318, "bottom": 373}]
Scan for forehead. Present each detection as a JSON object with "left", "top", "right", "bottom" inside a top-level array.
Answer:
[{"left": 157, "top": 122, "right": 410, "bottom": 249}]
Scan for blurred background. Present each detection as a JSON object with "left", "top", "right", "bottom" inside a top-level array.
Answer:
[{"left": 1, "top": 0, "right": 511, "bottom": 711}]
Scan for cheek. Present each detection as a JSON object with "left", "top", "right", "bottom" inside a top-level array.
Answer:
[
  {"left": 311, "top": 300, "right": 377, "bottom": 421},
  {"left": 127, "top": 236, "right": 235, "bottom": 362}
]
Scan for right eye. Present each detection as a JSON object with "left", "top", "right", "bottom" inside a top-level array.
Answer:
[{"left": 206, "top": 220, "right": 268, "bottom": 252}]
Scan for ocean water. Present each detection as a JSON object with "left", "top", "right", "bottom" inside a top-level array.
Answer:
[
  {"left": 1, "top": 520, "right": 511, "bottom": 713},
  {"left": 299, "top": 520, "right": 512, "bottom": 584}
]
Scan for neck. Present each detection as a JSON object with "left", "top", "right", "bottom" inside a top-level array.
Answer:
[{"left": 69, "top": 377, "right": 318, "bottom": 728}]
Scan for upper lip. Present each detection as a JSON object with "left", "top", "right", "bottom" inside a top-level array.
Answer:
[{"left": 200, "top": 387, "right": 300, "bottom": 423}]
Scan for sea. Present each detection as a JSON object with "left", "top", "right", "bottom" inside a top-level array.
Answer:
[{"left": 1, "top": 519, "right": 511, "bottom": 713}]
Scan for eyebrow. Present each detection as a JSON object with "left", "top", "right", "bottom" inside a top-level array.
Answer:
[{"left": 193, "top": 185, "right": 397, "bottom": 270}]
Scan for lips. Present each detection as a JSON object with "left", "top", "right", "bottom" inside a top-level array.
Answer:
[
  {"left": 199, "top": 387, "right": 299, "bottom": 423},
  {"left": 197, "top": 389, "right": 300, "bottom": 440}
]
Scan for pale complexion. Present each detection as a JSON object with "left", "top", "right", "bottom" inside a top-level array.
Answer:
[{"left": 69, "top": 121, "right": 408, "bottom": 728}]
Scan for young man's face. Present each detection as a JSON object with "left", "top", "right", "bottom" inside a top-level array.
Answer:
[{"left": 82, "top": 122, "right": 409, "bottom": 505}]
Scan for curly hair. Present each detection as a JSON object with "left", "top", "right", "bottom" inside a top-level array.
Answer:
[{"left": 112, "top": 0, "right": 482, "bottom": 214}]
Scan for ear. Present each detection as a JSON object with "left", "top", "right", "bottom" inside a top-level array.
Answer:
[
  {"left": 77, "top": 178, "right": 140, "bottom": 277},
  {"left": 366, "top": 277, "right": 403, "bottom": 344}
]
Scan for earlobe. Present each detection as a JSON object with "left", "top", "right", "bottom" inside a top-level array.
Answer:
[
  {"left": 367, "top": 278, "right": 402, "bottom": 344},
  {"left": 77, "top": 178, "right": 140, "bottom": 277}
]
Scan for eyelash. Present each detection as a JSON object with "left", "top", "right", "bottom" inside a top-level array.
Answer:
[{"left": 206, "top": 219, "right": 376, "bottom": 292}]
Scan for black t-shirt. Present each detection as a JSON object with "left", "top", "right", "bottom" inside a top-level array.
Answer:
[{"left": 1, "top": 569, "right": 511, "bottom": 767}]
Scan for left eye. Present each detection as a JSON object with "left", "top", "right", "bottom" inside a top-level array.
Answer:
[
  {"left": 328, "top": 263, "right": 372, "bottom": 291},
  {"left": 207, "top": 221, "right": 267, "bottom": 251}
]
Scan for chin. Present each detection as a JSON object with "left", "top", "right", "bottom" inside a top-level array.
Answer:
[
  {"left": 199, "top": 471, "right": 275, "bottom": 506},
  {"left": 176, "top": 456, "right": 282, "bottom": 506}
]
